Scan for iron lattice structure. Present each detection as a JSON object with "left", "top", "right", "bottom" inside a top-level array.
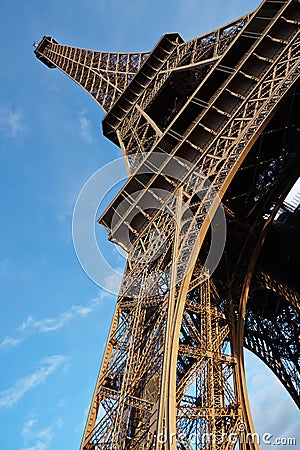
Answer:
[{"left": 35, "top": 0, "right": 300, "bottom": 449}]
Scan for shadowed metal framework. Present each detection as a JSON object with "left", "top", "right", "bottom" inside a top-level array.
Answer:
[{"left": 35, "top": 0, "right": 300, "bottom": 448}]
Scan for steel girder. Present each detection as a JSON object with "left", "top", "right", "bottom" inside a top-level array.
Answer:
[{"left": 34, "top": 1, "right": 300, "bottom": 449}]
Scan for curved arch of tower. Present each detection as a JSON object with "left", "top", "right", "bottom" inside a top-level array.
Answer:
[{"left": 35, "top": 0, "right": 300, "bottom": 448}]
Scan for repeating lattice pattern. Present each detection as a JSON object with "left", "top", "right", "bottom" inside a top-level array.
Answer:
[{"left": 35, "top": 37, "right": 149, "bottom": 112}]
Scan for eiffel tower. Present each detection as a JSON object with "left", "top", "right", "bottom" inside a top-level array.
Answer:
[{"left": 34, "top": 0, "right": 300, "bottom": 448}]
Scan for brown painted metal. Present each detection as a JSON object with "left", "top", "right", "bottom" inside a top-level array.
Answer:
[{"left": 35, "top": 0, "right": 300, "bottom": 448}]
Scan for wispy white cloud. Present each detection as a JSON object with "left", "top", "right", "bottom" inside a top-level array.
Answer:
[
  {"left": 0, "top": 291, "right": 107, "bottom": 351},
  {"left": 0, "top": 335, "right": 21, "bottom": 351},
  {"left": 19, "top": 304, "right": 94, "bottom": 333},
  {"left": 21, "top": 415, "right": 63, "bottom": 450},
  {"left": 79, "top": 116, "right": 93, "bottom": 144},
  {"left": 18, "top": 293, "right": 105, "bottom": 334},
  {"left": 0, "top": 106, "right": 26, "bottom": 137},
  {"left": 0, "top": 355, "right": 67, "bottom": 409}
]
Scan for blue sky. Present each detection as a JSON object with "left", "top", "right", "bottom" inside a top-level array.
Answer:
[{"left": 0, "top": 0, "right": 299, "bottom": 449}]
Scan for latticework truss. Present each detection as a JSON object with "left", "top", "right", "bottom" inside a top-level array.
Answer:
[
  {"left": 34, "top": 36, "right": 149, "bottom": 112},
  {"left": 35, "top": 0, "right": 300, "bottom": 449}
]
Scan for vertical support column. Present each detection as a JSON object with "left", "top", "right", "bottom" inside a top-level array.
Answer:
[
  {"left": 80, "top": 305, "right": 120, "bottom": 450},
  {"left": 156, "top": 187, "right": 183, "bottom": 450}
]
